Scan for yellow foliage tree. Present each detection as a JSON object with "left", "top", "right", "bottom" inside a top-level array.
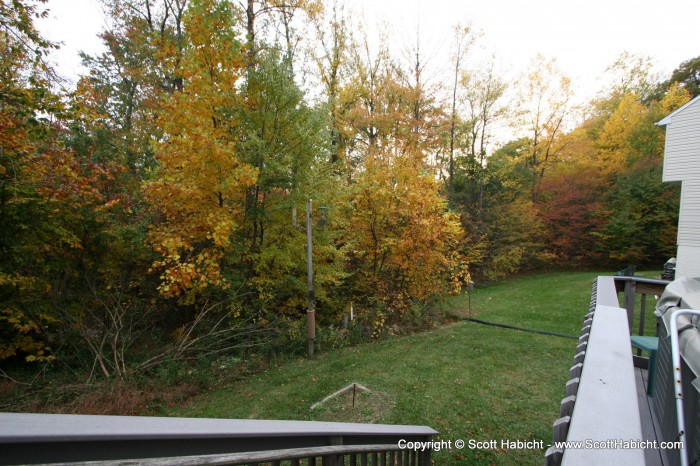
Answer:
[
  {"left": 144, "top": 0, "right": 258, "bottom": 300},
  {"left": 340, "top": 43, "right": 467, "bottom": 331},
  {"left": 597, "top": 93, "right": 647, "bottom": 172}
]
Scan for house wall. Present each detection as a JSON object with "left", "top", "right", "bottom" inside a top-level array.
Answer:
[
  {"left": 676, "top": 181, "right": 700, "bottom": 278},
  {"left": 677, "top": 182, "right": 700, "bottom": 278},
  {"left": 661, "top": 98, "right": 700, "bottom": 278},
  {"left": 662, "top": 99, "right": 700, "bottom": 183}
]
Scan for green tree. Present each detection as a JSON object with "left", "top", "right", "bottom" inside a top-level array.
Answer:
[
  {"left": 233, "top": 50, "right": 346, "bottom": 321},
  {"left": 665, "top": 55, "right": 700, "bottom": 98},
  {"left": 594, "top": 158, "right": 679, "bottom": 265}
]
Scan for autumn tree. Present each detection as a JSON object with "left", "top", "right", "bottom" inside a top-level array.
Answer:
[
  {"left": 458, "top": 58, "right": 507, "bottom": 216},
  {"left": 532, "top": 63, "right": 690, "bottom": 269},
  {"left": 0, "top": 1, "right": 154, "bottom": 374},
  {"left": 0, "top": 0, "right": 63, "bottom": 361},
  {"left": 231, "top": 50, "right": 347, "bottom": 321},
  {"left": 594, "top": 158, "right": 679, "bottom": 265},
  {"left": 446, "top": 24, "right": 475, "bottom": 207},
  {"left": 514, "top": 55, "right": 573, "bottom": 201},
  {"left": 76, "top": 0, "right": 190, "bottom": 176},
  {"left": 339, "top": 34, "right": 467, "bottom": 331},
  {"left": 605, "top": 52, "right": 661, "bottom": 104},
  {"left": 309, "top": 1, "right": 349, "bottom": 167},
  {"left": 144, "top": 0, "right": 257, "bottom": 301},
  {"left": 455, "top": 140, "right": 547, "bottom": 281},
  {"left": 536, "top": 169, "right": 607, "bottom": 264}
]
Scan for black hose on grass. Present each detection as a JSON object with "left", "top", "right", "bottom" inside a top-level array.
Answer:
[{"left": 464, "top": 317, "right": 578, "bottom": 340}]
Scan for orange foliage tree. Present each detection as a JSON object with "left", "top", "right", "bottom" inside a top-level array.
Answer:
[{"left": 339, "top": 40, "right": 467, "bottom": 331}]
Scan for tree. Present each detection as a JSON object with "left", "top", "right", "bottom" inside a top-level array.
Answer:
[
  {"left": 594, "top": 158, "right": 679, "bottom": 265},
  {"left": 666, "top": 55, "right": 700, "bottom": 98},
  {"left": 515, "top": 55, "right": 573, "bottom": 201},
  {"left": 232, "top": 50, "right": 346, "bottom": 320},
  {"left": 537, "top": 169, "right": 607, "bottom": 264},
  {"left": 0, "top": 0, "right": 63, "bottom": 362},
  {"left": 310, "top": 1, "right": 349, "bottom": 167},
  {"left": 143, "top": 0, "right": 257, "bottom": 301},
  {"left": 459, "top": 58, "right": 507, "bottom": 215},
  {"left": 605, "top": 52, "right": 661, "bottom": 104},
  {"left": 76, "top": 0, "right": 191, "bottom": 176},
  {"left": 446, "top": 24, "right": 475, "bottom": 208},
  {"left": 339, "top": 39, "right": 467, "bottom": 330},
  {"left": 456, "top": 141, "right": 548, "bottom": 281}
]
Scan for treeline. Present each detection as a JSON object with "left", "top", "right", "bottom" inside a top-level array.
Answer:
[{"left": 0, "top": 0, "right": 696, "bottom": 376}]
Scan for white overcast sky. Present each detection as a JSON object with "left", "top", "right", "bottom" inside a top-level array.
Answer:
[{"left": 40, "top": 0, "right": 700, "bottom": 103}]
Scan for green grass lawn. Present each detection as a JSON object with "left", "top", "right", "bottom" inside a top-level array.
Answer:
[{"left": 165, "top": 271, "right": 618, "bottom": 465}]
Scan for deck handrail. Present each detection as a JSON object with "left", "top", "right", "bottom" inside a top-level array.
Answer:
[
  {"left": 38, "top": 444, "right": 421, "bottom": 466},
  {"left": 613, "top": 276, "right": 670, "bottom": 338},
  {"left": 546, "top": 276, "right": 646, "bottom": 466},
  {"left": 0, "top": 413, "right": 438, "bottom": 465}
]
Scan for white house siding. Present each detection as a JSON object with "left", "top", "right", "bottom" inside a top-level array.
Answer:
[
  {"left": 662, "top": 99, "right": 700, "bottom": 182},
  {"left": 676, "top": 182, "right": 700, "bottom": 278},
  {"left": 659, "top": 96, "right": 700, "bottom": 279}
]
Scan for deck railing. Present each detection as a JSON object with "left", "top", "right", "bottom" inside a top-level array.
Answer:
[
  {"left": 0, "top": 413, "right": 437, "bottom": 465},
  {"left": 614, "top": 276, "right": 669, "bottom": 338},
  {"left": 545, "top": 276, "right": 650, "bottom": 466},
  {"left": 614, "top": 276, "right": 669, "bottom": 368}
]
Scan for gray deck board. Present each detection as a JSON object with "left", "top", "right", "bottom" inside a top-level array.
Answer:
[
  {"left": 637, "top": 367, "right": 665, "bottom": 466},
  {"left": 635, "top": 367, "right": 675, "bottom": 466}
]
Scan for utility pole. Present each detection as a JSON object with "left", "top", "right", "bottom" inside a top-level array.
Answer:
[{"left": 306, "top": 199, "right": 316, "bottom": 357}]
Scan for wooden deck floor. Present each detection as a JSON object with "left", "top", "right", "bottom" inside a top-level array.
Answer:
[{"left": 636, "top": 367, "right": 674, "bottom": 466}]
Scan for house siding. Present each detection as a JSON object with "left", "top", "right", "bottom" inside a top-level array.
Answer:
[
  {"left": 676, "top": 245, "right": 700, "bottom": 279},
  {"left": 677, "top": 182, "right": 700, "bottom": 278},
  {"left": 660, "top": 97, "right": 700, "bottom": 278},
  {"left": 678, "top": 182, "right": 700, "bottom": 246},
  {"left": 662, "top": 99, "right": 700, "bottom": 183}
]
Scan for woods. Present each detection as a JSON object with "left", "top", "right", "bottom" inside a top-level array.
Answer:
[{"left": 1, "top": 0, "right": 697, "bottom": 383}]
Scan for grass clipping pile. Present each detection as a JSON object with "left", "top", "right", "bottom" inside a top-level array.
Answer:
[{"left": 311, "top": 383, "right": 394, "bottom": 424}]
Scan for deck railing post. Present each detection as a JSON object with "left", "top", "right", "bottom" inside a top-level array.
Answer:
[
  {"left": 624, "top": 279, "right": 636, "bottom": 333},
  {"left": 329, "top": 436, "right": 343, "bottom": 466},
  {"left": 418, "top": 435, "right": 432, "bottom": 465}
]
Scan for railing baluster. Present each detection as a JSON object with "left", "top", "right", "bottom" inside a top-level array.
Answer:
[
  {"left": 566, "top": 377, "right": 580, "bottom": 396},
  {"left": 624, "top": 280, "right": 636, "bottom": 333},
  {"left": 639, "top": 294, "right": 647, "bottom": 335},
  {"left": 361, "top": 452, "right": 368, "bottom": 466}
]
